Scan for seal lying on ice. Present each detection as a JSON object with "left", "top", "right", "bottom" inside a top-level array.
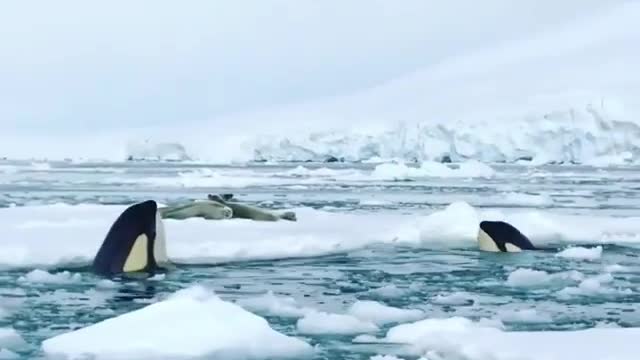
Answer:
[
  {"left": 159, "top": 200, "right": 233, "bottom": 220},
  {"left": 207, "top": 194, "right": 297, "bottom": 222}
]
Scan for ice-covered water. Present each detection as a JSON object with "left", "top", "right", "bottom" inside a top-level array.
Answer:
[{"left": 0, "top": 160, "right": 639, "bottom": 359}]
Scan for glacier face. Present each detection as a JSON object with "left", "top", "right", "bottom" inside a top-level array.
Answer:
[
  {"left": 1, "top": 1, "right": 639, "bottom": 165},
  {"left": 246, "top": 104, "right": 640, "bottom": 165}
]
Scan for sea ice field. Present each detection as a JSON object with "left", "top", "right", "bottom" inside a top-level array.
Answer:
[{"left": 0, "top": 159, "right": 639, "bottom": 359}]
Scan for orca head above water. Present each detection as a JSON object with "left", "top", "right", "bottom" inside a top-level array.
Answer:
[
  {"left": 477, "top": 220, "right": 537, "bottom": 253},
  {"left": 92, "top": 200, "right": 172, "bottom": 277}
]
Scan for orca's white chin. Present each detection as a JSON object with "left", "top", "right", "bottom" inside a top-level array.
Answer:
[
  {"left": 477, "top": 228, "right": 501, "bottom": 252},
  {"left": 477, "top": 228, "right": 523, "bottom": 253}
]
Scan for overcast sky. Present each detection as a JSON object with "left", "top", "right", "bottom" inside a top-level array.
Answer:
[{"left": 0, "top": 0, "right": 616, "bottom": 132}]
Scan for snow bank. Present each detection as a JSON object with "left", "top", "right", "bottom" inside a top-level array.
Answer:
[
  {"left": 377, "top": 316, "right": 640, "bottom": 360},
  {"left": 296, "top": 311, "right": 379, "bottom": 335},
  {"left": 3, "top": 201, "right": 640, "bottom": 268},
  {"left": 347, "top": 301, "right": 424, "bottom": 326},
  {"left": 556, "top": 246, "right": 603, "bottom": 261},
  {"left": 42, "top": 285, "right": 312, "bottom": 359}
]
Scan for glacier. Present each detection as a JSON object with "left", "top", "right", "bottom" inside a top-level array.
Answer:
[{"left": 1, "top": 2, "right": 639, "bottom": 166}]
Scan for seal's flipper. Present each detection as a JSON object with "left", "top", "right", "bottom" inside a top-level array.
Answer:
[
  {"left": 477, "top": 220, "right": 537, "bottom": 252},
  {"left": 92, "top": 200, "right": 171, "bottom": 277}
]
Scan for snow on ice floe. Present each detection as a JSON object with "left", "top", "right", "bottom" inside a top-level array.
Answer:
[
  {"left": 3, "top": 201, "right": 640, "bottom": 268},
  {"left": 42, "top": 285, "right": 312, "bottom": 359},
  {"left": 347, "top": 301, "right": 425, "bottom": 326},
  {"left": 505, "top": 268, "right": 584, "bottom": 288},
  {"left": 296, "top": 311, "right": 379, "bottom": 335},
  {"left": 370, "top": 316, "right": 640, "bottom": 360}
]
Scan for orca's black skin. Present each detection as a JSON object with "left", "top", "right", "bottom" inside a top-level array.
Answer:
[
  {"left": 480, "top": 220, "right": 537, "bottom": 251},
  {"left": 92, "top": 200, "right": 159, "bottom": 277}
]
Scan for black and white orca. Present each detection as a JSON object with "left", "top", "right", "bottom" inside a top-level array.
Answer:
[
  {"left": 477, "top": 220, "right": 537, "bottom": 252},
  {"left": 92, "top": 200, "right": 172, "bottom": 277}
]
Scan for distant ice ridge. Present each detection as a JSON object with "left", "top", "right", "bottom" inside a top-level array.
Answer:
[
  {"left": 125, "top": 140, "right": 190, "bottom": 162},
  {"left": 42, "top": 285, "right": 312, "bottom": 359}
]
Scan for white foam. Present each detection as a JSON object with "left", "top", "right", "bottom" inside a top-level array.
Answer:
[
  {"left": 17, "top": 269, "right": 82, "bottom": 284},
  {"left": 42, "top": 285, "right": 312, "bottom": 359},
  {"left": 296, "top": 311, "right": 379, "bottom": 335},
  {"left": 378, "top": 316, "right": 640, "bottom": 360},
  {"left": 556, "top": 246, "right": 603, "bottom": 261},
  {"left": 237, "top": 291, "right": 312, "bottom": 318},
  {"left": 347, "top": 301, "right": 425, "bottom": 326}
]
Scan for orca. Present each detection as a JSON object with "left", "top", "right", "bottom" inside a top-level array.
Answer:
[
  {"left": 92, "top": 200, "right": 172, "bottom": 277},
  {"left": 477, "top": 220, "right": 537, "bottom": 252}
]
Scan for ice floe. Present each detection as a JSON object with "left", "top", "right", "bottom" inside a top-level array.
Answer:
[{"left": 42, "top": 285, "right": 312, "bottom": 359}]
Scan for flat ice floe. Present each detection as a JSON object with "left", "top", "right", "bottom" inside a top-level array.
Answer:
[
  {"left": 42, "top": 285, "right": 312, "bottom": 359},
  {"left": 3, "top": 201, "right": 640, "bottom": 268},
  {"left": 373, "top": 316, "right": 640, "bottom": 360}
]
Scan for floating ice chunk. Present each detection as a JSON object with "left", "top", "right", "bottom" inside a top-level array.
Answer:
[
  {"left": 556, "top": 273, "right": 630, "bottom": 299},
  {"left": 370, "top": 356, "right": 406, "bottom": 360},
  {"left": 556, "top": 246, "right": 603, "bottom": 261},
  {"left": 506, "top": 268, "right": 585, "bottom": 288},
  {"left": 506, "top": 268, "right": 552, "bottom": 287},
  {"left": 431, "top": 292, "right": 475, "bottom": 306},
  {"left": 605, "top": 264, "right": 631, "bottom": 273},
  {"left": 381, "top": 316, "right": 640, "bottom": 360},
  {"left": 0, "top": 328, "right": 26, "bottom": 352},
  {"left": 367, "top": 285, "right": 409, "bottom": 299},
  {"left": 296, "top": 311, "right": 379, "bottom": 335},
  {"left": 17, "top": 269, "right": 81, "bottom": 285},
  {"left": 347, "top": 301, "right": 425, "bottom": 326},
  {"left": 237, "top": 291, "right": 313, "bottom": 318},
  {"left": 0, "top": 349, "right": 19, "bottom": 359},
  {"left": 499, "top": 309, "right": 553, "bottom": 324},
  {"left": 42, "top": 285, "right": 312, "bottom": 359}
]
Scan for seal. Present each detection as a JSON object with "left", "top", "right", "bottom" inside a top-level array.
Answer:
[
  {"left": 208, "top": 194, "right": 297, "bottom": 222},
  {"left": 159, "top": 200, "right": 233, "bottom": 220}
]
